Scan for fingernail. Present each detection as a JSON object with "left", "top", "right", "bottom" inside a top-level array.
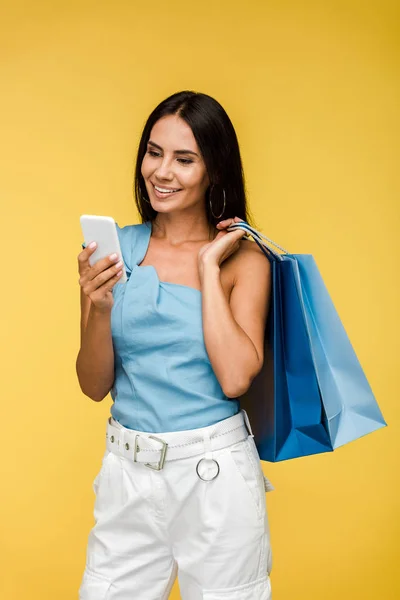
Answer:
[{"left": 89, "top": 241, "right": 97, "bottom": 248}]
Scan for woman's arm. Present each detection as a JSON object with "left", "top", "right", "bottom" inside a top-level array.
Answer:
[
  {"left": 200, "top": 245, "right": 271, "bottom": 398},
  {"left": 79, "top": 285, "right": 92, "bottom": 345},
  {"left": 76, "top": 292, "right": 115, "bottom": 402}
]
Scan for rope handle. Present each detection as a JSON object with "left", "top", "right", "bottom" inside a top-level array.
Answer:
[{"left": 227, "top": 221, "right": 289, "bottom": 260}]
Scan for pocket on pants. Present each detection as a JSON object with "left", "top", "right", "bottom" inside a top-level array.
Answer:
[
  {"left": 203, "top": 574, "right": 271, "bottom": 599},
  {"left": 92, "top": 449, "right": 113, "bottom": 495},
  {"left": 246, "top": 436, "right": 275, "bottom": 493},
  {"left": 79, "top": 565, "right": 112, "bottom": 599},
  {"left": 225, "top": 438, "right": 265, "bottom": 520},
  {"left": 91, "top": 449, "right": 124, "bottom": 524}
]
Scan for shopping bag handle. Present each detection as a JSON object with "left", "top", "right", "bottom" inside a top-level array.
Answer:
[{"left": 227, "top": 221, "right": 288, "bottom": 261}]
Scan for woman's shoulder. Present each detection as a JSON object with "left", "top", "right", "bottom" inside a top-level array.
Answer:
[
  {"left": 114, "top": 221, "right": 148, "bottom": 273},
  {"left": 232, "top": 237, "right": 271, "bottom": 286},
  {"left": 236, "top": 236, "right": 268, "bottom": 262},
  {"left": 115, "top": 221, "right": 148, "bottom": 233},
  {"left": 115, "top": 221, "right": 149, "bottom": 242}
]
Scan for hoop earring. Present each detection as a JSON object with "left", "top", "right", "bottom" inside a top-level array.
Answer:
[{"left": 209, "top": 185, "right": 226, "bottom": 219}]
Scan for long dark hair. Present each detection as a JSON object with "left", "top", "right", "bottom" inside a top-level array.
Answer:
[{"left": 134, "top": 91, "right": 256, "bottom": 234}]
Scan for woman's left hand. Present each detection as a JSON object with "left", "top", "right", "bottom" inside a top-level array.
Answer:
[{"left": 198, "top": 217, "right": 246, "bottom": 268}]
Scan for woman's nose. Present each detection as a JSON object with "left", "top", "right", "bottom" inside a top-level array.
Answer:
[{"left": 154, "top": 157, "right": 174, "bottom": 178}]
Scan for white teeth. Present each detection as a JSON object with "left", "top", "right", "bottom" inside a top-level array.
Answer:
[{"left": 154, "top": 185, "right": 180, "bottom": 193}]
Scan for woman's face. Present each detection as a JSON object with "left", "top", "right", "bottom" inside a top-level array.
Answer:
[{"left": 141, "top": 115, "right": 210, "bottom": 214}]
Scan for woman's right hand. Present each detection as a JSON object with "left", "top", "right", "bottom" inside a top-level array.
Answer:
[{"left": 78, "top": 243, "right": 124, "bottom": 312}]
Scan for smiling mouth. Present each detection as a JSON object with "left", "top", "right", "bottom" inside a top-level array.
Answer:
[{"left": 152, "top": 183, "right": 182, "bottom": 196}]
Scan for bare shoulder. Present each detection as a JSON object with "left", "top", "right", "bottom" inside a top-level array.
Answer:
[
  {"left": 228, "top": 238, "right": 271, "bottom": 369},
  {"left": 220, "top": 236, "right": 270, "bottom": 300},
  {"left": 238, "top": 238, "right": 267, "bottom": 257},
  {"left": 233, "top": 238, "right": 270, "bottom": 282}
]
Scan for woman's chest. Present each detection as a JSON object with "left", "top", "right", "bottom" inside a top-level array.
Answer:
[
  {"left": 111, "top": 274, "right": 207, "bottom": 358},
  {"left": 139, "top": 239, "right": 235, "bottom": 300}
]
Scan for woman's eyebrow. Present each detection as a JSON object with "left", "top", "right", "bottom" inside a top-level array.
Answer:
[{"left": 148, "top": 140, "right": 199, "bottom": 157}]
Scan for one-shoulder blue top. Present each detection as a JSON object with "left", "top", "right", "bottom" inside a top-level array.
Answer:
[{"left": 109, "top": 220, "right": 240, "bottom": 432}]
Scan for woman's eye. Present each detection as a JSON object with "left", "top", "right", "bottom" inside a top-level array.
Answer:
[{"left": 146, "top": 150, "right": 192, "bottom": 165}]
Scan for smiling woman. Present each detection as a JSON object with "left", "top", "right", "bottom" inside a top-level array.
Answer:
[
  {"left": 140, "top": 114, "right": 212, "bottom": 213},
  {"left": 77, "top": 90, "right": 273, "bottom": 600}
]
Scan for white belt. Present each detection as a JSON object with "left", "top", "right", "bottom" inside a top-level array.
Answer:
[{"left": 105, "top": 409, "right": 253, "bottom": 471}]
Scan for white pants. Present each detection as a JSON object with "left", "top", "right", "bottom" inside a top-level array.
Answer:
[{"left": 79, "top": 410, "right": 274, "bottom": 599}]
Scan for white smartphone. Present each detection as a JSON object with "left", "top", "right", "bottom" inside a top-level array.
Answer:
[{"left": 80, "top": 214, "right": 127, "bottom": 284}]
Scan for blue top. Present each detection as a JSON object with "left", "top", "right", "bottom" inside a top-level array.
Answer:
[{"left": 109, "top": 220, "right": 240, "bottom": 432}]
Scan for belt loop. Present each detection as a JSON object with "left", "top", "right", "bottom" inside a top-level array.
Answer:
[
  {"left": 117, "top": 428, "right": 124, "bottom": 455},
  {"left": 196, "top": 429, "right": 220, "bottom": 481},
  {"left": 203, "top": 430, "right": 213, "bottom": 461},
  {"left": 241, "top": 409, "right": 254, "bottom": 438}
]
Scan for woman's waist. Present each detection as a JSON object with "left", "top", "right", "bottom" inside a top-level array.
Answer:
[{"left": 110, "top": 390, "right": 240, "bottom": 434}]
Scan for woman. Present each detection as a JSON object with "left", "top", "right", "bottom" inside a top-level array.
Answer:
[{"left": 77, "top": 90, "right": 273, "bottom": 600}]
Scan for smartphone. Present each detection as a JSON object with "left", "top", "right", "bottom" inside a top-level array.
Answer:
[{"left": 80, "top": 214, "right": 127, "bottom": 284}]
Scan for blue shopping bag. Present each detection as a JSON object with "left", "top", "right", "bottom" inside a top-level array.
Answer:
[{"left": 228, "top": 221, "right": 387, "bottom": 462}]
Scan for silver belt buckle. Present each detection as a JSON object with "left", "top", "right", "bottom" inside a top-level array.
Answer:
[{"left": 134, "top": 434, "right": 168, "bottom": 470}]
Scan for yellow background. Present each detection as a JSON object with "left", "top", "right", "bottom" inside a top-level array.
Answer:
[{"left": 1, "top": 1, "right": 398, "bottom": 598}]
